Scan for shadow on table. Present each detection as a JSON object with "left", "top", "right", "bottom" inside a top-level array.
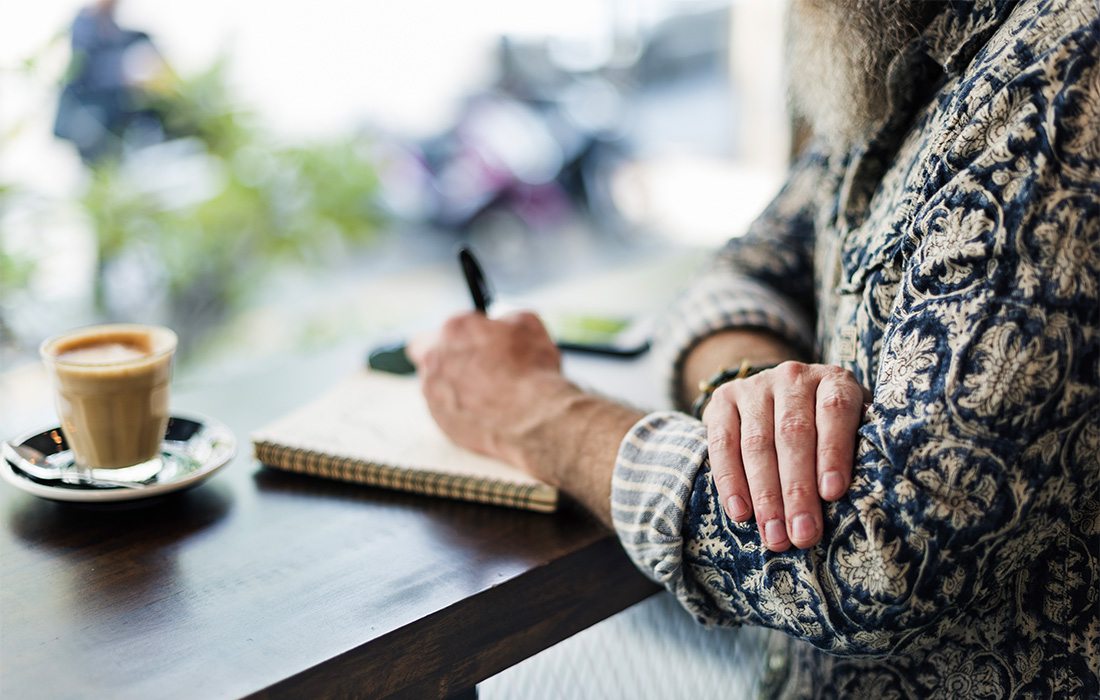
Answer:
[
  {"left": 4, "top": 483, "right": 234, "bottom": 625},
  {"left": 5, "top": 481, "right": 233, "bottom": 552},
  {"left": 251, "top": 465, "right": 609, "bottom": 559}
]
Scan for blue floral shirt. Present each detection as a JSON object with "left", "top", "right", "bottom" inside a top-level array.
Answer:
[{"left": 610, "top": 1, "right": 1100, "bottom": 697}]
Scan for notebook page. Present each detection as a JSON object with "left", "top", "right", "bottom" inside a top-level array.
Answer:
[{"left": 251, "top": 370, "right": 548, "bottom": 487}]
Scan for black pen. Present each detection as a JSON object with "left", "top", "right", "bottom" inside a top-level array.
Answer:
[
  {"left": 458, "top": 246, "right": 492, "bottom": 313},
  {"left": 368, "top": 246, "right": 490, "bottom": 373}
]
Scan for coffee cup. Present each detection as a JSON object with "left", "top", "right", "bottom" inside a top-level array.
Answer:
[{"left": 40, "top": 324, "right": 177, "bottom": 479}]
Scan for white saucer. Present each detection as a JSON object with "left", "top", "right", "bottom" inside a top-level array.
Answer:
[{"left": 1, "top": 414, "right": 236, "bottom": 503}]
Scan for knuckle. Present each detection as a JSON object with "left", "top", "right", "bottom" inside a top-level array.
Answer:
[
  {"left": 777, "top": 414, "right": 815, "bottom": 440},
  {"left": 517, "top": 311, "right": 542, "bottom": 328},
  {"left": 740, "top": 432, "right": 773, "bottom": 456},
  {"left": 505, "top": 311, "right": 542, "bottom": 334},
  {"left": 751, "top": 489, "right": 783, "bottom": 514},
  {"left": 712, "top": 381, "right": 740, "bottom": 404},
  {"left": 739, "top": 372, "right": 765, "bottom": 390},
  {"left": 822, "top": 363, "right": 847, "bottom": 379},
  {"left": 820, "top": 390, "right": 858, "bottom": 413},
  {"left": 776, "top": 361, "right": 807, "bottom": 383},
  {"left": 440, "top": 316, "right": 463, "bottom": 336},
  {"left": 708, "top": 427, "right": 737, "bottom": 451},
  {"left": 783, "top": 479, "right": 817, "bottom": 502},
  {"left": 505, "top": 310, "right": 530, "bottom": 324},
  {"left": 442, "top": 314, "right": 475, "bottom": 336}
]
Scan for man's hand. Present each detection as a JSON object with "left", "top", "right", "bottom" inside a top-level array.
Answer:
[
  {"left": 408, "top": 311, "right": 571, "bottom": 469},
  {"left": 702, "top": 361, "right": 868, "bottom": 552},
  {"left": 408, "top": 310, "right": 645, "bottom": 526}
]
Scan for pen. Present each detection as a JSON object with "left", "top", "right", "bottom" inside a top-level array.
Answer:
[
  {"left": 371, "top": 245, "right": 650, "bottom": 373},
  {"left": 454, "top": 245, "right": 650, "bottom": 356},
  {"left": 367, "top": 246, "right": 490, "bottom": 374},
  {"left": 458, "top": 246, "right": 492, "bottom": 313}
]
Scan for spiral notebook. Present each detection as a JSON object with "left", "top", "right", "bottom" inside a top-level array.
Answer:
[{"left": 251, "top": 370, "right": 558, "bottom": 512}]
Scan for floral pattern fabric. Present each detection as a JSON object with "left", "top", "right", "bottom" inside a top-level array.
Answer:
[{"left": 610, "top": 0, "right": 1100, "bottom": 697}]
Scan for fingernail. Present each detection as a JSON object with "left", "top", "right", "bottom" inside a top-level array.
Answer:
[
  {"left": 820, "top": 472, "right": 844, "bottom": 499},
  {"left": 727, "top": 495, "right": 749, "bottom": 520},
  {"left": 764, "top": 519, "right": 786, "bottom": 546},
  {"left": 791, "top": 513, "right": 816, "bottom": 542}
]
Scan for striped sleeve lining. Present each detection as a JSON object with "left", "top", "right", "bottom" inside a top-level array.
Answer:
[
  {"left": 654, "top": 272, "right": 815, "bottom": 410},
  {"left": 611, "top": 411, "right": 708, "bottom": 594}
]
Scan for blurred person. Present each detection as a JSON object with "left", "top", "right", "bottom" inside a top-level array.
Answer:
[
  {"left": 53, "top": 0, "right": 171, "bottom": 164},
  {"left": 411, "top": 0, "right": 1100, "bottom": 697}
]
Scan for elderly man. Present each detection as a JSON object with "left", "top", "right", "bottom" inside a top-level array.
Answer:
[{"left": 411, "top": 0, "right": 1100, "bottom": 696}]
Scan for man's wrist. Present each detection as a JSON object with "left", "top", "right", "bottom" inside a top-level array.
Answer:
[
  {"left": 680, "top": 329, "right": 798, "bottom": 408},
  {"left": 500, "top": 372, "right": 584, "bottom": 479},
  {"left": 509, "top": 375, "right": 644, "bottom": 526}
]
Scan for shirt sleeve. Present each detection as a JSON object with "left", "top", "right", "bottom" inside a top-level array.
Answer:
[
  {"left": 654, "top": 149, "right": 828, "bottom": 408},
  {"left": 612, "top": 27, "right": 1100, "bottom": 656}
]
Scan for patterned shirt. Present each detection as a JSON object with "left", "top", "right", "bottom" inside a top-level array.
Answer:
[{"left": 610, "top": 1, "right": 1100, "bottom": 697}]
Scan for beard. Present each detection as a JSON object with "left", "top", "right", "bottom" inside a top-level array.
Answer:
[{"left": 787, "top": 0, "right": 936, "bottom": 151}]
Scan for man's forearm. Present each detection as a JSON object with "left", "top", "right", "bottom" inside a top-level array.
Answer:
[{"left": 516, "top": 382, "right": 644, "bottom": 528}]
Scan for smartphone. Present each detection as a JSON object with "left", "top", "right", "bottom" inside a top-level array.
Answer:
[{"left": 548, "top": 313, "right": 652, "bottom": 358}]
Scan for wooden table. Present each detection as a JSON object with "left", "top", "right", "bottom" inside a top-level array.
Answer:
[{"left": 0, "top": 342, "right": 664, "bottom": 699}]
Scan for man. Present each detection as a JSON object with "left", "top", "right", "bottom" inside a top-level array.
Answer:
[
  {"left": 54, "top": 0, "right": 169, "bottom": 164},
  {"left": 411, "top": 0, "right": 1100, "bottom": 696}
]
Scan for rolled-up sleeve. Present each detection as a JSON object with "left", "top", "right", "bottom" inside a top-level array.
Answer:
[{"left": 612, "top": 412, "right": 709, "bottom": 598}]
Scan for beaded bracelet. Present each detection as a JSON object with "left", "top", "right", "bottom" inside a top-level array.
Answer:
[{"left": 690, "top": 360, "right": 777, "bottom": 419}]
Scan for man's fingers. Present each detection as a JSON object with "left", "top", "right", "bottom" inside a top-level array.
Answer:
[
  {"left": 738, "top": 390, "right": 789, "bottom": 552},
  {"left": 703, "top": 397, "right": 752, "bottom": 522},
  {"left": 441, "top": 311, "right": 485, "bottom": 338},
  {"left": 501, "top": 310, "right": 544, "bottom": 330},
  {"left": 815, "top": 369, "right": 864, "bottom": 501},
  {"left": 772, "top": 363, "right": 822, "bottom": 549}
]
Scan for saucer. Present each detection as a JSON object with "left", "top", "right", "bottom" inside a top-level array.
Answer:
[{"left": 1, "top": 414, "right": 236, "bottom": 503}]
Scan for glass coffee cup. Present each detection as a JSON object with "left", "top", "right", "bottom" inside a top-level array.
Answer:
[{"left": 40, "top": 324, "right": 178, "bottom": 481}]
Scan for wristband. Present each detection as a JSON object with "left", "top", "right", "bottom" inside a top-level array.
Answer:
[{"left": 691, "top": 360, "right": 777, "bottom": 419}]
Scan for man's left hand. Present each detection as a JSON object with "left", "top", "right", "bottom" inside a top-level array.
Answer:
[{"left": 702, "top": 362, "right": 869, "bottom": 552}]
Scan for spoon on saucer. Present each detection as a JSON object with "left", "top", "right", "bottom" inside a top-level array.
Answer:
[{"left": 2, "top": 442, "right": 147, "bottom": 489}]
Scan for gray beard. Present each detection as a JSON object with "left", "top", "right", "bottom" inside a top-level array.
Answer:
[{"left": 787, "top": 0, "right": 932, "bottom": 151}]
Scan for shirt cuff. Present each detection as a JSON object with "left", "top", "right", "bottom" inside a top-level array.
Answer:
[
  {"left": 611, "top": 411, "right": 708, "bottom": 605},
  {"left": 655, "top": 272, "right": 815, "bottom": 410}
]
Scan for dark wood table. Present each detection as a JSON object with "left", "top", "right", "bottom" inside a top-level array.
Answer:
[{"left": 0, "top": 342, "right": 663, "bottom": 699}]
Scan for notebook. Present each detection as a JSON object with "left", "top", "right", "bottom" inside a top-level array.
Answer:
[{"left": 251, "top": 370, "right": 558, "bottom": 512}]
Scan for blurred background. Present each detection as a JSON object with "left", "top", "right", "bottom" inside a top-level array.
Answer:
[{"left": 0, "top": 0, "right": 792, "bottom": 405}]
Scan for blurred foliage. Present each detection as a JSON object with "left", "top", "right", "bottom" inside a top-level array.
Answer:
[
  {"left": 154, "top": 58, "right": 252, "bottom": 156},
  {"left": 82, "top": 59, "right": 383, "bottom": 341},
  {"left": 0, "top": 184, "right": 34, "bottom": 296},
  {"left": 0, "top": 183, "right": 34, "bottom": 349}
]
